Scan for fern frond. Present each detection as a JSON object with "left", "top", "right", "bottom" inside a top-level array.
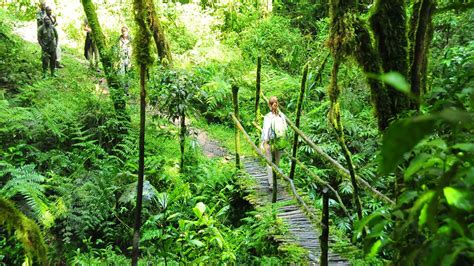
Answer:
[{"left": 0, "top": 164, "right": 54, "bottom": 227}]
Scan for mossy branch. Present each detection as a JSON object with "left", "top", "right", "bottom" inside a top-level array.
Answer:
[{"left": 0, "top": 198, "right": 47, "bottom": 266}]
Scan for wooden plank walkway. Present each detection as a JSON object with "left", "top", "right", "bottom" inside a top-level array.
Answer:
[
  {"left": 241, "top": 157, "right": 350, "bottom": 265},
  {"left": 194, "top": 129, "right": 350, "bottom": 265}
]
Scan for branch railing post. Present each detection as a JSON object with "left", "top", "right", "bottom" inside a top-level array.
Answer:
[
  {"left": 260, "top": 94, "right": 395, "bottom": 205},
  {"left": 255, "top": 56, "right": 262, "bottom": 126},
  {"left": 272, "top": 152, "right": 277, "bottom": 203},
  {"left": 289, "top": 64, "right": 309, "bottom": 180},
  {"left": 231, "top": 113, "right": 318, "bottom": 221},
  {"left": 232, "top": 85, "right": 241, "bottom": 169},
  {"left": 252, "top": 120, "right": 352, "bottom": 221},
  {"left": 321, "top": 186, "right": 329, "bottom": 266}
]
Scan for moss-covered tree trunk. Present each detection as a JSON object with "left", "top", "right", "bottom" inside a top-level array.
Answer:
[
  {"left": 145, "top": 0, "right": 172, "bottom": 66},
  {"left": 80, "top": 0, "right": 127, "bottom": 120},
  {"left": 409, "top": 0, "right": 436, "bottom": 102},
  {"left": 370, "top": 0, "right": 412, "bottom": 112},
  {"left": 328, "top": 0, "right": 392, "bottom": 130},
  {"left": 327, "top": 59, "right": 363, "bottom": 221},
  {"left": 328, "top": 0, "right": 436, "bottom": 130},
  {"left": 131, "top": 0, "right": 153, "bottom": 264}
]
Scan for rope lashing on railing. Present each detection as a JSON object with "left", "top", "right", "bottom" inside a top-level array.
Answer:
[
  {"left": 252, "top": 121, "right": 352, "bottom": 221},
  {"left": 231, "top": 113, "right": 325, "bottom": 227},
  {"left": 261, "top": 95, "right": 395, "bottom": 205}
]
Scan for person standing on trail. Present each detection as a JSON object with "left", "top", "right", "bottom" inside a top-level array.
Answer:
[
  {"left": 83, "top": 18, "right": 99, "bottom": 70},
  {"left": 45, "top": 6, "right": 64, "bottom": 68},
  {"left": 38, "top": 16, "right": 58, "bottom": 78},
  {"left": 260, "top": 96, "right": 288, "bottom": 190},
  {"left": 36, "top": 1, "right": 47, "bottom": 28},
  {"left": 118, "top": 26, "right": 132, "bottom": 94}
]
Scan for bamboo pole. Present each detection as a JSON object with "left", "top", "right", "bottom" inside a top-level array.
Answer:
[
  {"left": 232, "top": 85, "right": 241, "bottom": 169},
  {"left": 261, "top": 95, "right": 395, "bottom": 205},
  {"left": 231, "top": 113, "right": 323, "bottom": 226},
  {"left": 289, "top": 64, "right": 309, "bottom": 180}
]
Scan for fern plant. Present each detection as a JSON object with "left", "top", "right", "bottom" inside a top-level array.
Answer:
[{"left": 0, "top": 164, "right": 54, "bottom": 228}]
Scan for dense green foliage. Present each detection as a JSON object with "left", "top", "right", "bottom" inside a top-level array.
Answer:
[{"left": 1, "top": 0, "right": 473, "bottom": 264}]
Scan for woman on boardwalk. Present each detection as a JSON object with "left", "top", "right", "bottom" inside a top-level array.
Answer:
[{"left": 260, "top": 96, "right": 288, "bottom": 190}]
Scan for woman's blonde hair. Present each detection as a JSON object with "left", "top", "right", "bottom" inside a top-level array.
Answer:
[
  {"left": 269, "top": 96, "right": 279, "bottom": 114},
  {"left": 269, "top": 96, "right": 278, "bottom": 105}
]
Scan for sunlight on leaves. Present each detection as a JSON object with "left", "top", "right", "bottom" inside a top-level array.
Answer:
[
  {"left": 379, "top": 72, "right": 410, "bottom": 94},
  {"left": 443, "top": 187, "right": 472, "bottom": 211}
]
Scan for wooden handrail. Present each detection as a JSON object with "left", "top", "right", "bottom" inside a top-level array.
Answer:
[
  {"left": 252, "top": 121, "right": 352, "bottom": 221},
  {"left": 261, "top": 95, "right": 395, "bottom": 205},
  {"left": 231, "top": 113, "right": 324, "bottom": 227}
]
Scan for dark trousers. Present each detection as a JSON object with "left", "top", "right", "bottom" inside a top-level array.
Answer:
[{"left": 42, "top": 49, "right": 56, "bottom": 73}]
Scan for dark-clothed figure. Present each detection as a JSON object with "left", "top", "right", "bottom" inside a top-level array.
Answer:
[
  {"left": 36, "top": 1, "right": 46, "bottom": 28},
  {"left": 38, "top": 16, "right": 58, "bottom": 78},
  {"left": 83, "top": 18, "right": 99, "bottom": 70},
  {"left": 45, "top": 6, "right": 63, "bottom": 68}
]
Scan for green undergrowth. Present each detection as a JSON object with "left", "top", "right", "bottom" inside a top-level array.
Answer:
[{"left": 0, "top": 10, "right": 308, "bottom": 264}]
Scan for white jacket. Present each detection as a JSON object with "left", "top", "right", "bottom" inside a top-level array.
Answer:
[{"left": 261, "top": 111, "right": 287, "bottom": 143}]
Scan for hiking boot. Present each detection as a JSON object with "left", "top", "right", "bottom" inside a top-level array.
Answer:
[{"left": 56, "top": 61, "right": 64, "bottom": 68}]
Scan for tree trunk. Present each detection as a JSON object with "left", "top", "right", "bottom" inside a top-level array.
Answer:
[
  {"left": 289, "top": 64, "right": 308, "bottom": 180},
  {"left": 146, "top": 0, "right": 172, "bottom": 66},
  {"left": 179, "top": 114, "right": 186, "bottom": 171},
  {"left": 132, "top": 64, "right": 147, "bottom": 266},
  {"left": 370, "top": 0, "right": 412, "bottom": 113},
  {"left": 80, "top": 0, "right": 127, "bottom": 119},
  {"left": 131, "top": 0, "right": 153, "bottom": 263},
  {"left": 409, "top": 0, "right": 436, "bottom": 102}
]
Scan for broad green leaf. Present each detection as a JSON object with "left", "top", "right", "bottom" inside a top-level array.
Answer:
[
  {"left": 441, "top": 248, "right": 463, "bottom": 266},
  {"left": 438, "top": 109, "right": 474, "bottom": 129},
  {"left": 423, "top": 139, "right": 447, "bottom": 150},
  {"left": 418, "top": 203, "right": 429, "bottom": 229},
  {"left": 189, "top": 239, "right": 205, "bottom": 247},
  {"left": 193, "top": 202, "right": 206, "bottom": 218},
  {"left": 381, "top": 115, "right": 437, "bottom": 174},
  {"left": 353, "top": 212, "right": 386, "bottom": 241},
  {"left": 379, "top": 72, "right": 410, "bottom": 94},
  {"left": 367, "top": 239, "right": 383, "bottom": 258},
  {"left": 409, "top": 190, "right": 435, "bottom": 222},
  {"left": 398, "top": 191, "right": 419, "bottom": 205},
  {"left": 166, "top": 212, "right": 181, "bottom": 221},
  {"left": 444, "top": 218, "right": 466, "bottom": 237},
  {"left": 404, "top": 153, "right": 431, "bottom": 181},
  {"left": 214, "top": 236, "right": 223, "bottom": 249},
  {"left": 443, "top": 187, "right": 472, "bottom": 211},
  {"left": 452, "top": 143, "right": 474, "bottom": 153}
]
